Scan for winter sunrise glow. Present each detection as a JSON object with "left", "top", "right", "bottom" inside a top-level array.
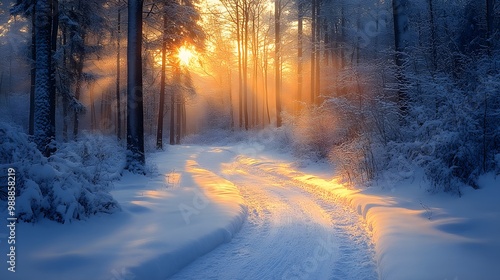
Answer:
[{"left": 178, "top": 45, "right": 196, "bottom": 67}]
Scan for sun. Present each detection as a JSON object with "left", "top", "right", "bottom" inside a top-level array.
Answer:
[{"left": 178, "top": 45, "right": 195, "bottom": 67}]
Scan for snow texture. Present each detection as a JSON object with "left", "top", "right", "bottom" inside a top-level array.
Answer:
[
  {"left": 1, "top": 134, "right": 499, "bottom": 279},
  {"left": 0, "top": 122, "right": 121, "bottom": 223}
]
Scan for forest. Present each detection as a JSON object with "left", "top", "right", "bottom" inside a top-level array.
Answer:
[
  {"left": 0, "top": 0, "right": 499, "bottom": 279},
  {"left": 1, "top": 0, "right": 499, "bottom": 221}
]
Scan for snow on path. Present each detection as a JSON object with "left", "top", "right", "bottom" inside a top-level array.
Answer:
[
  {"left": 171, "top": 150, "right": 378, "bottom": 280},
  {"left": 0, "top": 145, "right": 378, "bottom": 280}
]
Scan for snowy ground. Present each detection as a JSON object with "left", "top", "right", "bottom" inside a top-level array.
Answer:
[
  {"left": 171, "top": 149, "right": 377, "bottom": 280},
  {"left": 1, "top": 142, "right": 499, "bottom": 279}
]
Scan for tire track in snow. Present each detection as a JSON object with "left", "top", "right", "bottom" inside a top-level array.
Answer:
[{"left": 170, "top": 152, "right": 378, "bottom": 280}]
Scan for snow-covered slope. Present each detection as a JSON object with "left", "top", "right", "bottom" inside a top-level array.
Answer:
[
  {"left": 253, "top": 150, "right": 500, "bottom": 280},
  {"left": 0, "top": 146, "right": 247, "bottom": 280}
]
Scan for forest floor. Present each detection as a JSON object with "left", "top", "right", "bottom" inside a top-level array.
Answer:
[{"left": 1, "top": 142, "right": 499, "bottom": 280}]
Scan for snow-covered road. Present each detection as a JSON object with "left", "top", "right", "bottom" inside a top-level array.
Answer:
[
  {"left": 171, "top": 148, "right": 378, "bottom": 280},
  {"left": 4, "top": 144, "right": 499, "bottom": 280}
]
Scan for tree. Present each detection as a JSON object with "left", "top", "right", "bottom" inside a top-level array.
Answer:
[
  {"left": 33, "top": 0, "right": 56, "bottom": 156},
  {"left": 275, "top": 0, "right": 282, "bottom": 127},
  {"left": 148, "top": 0, "right": 204, "bottom": 147},
  {"left": 392, "top": 0, "right": 409, "bottom": 116},
  {"left": 486, "top": 0, "right": 495, "bottom": 53},
  {"left": 297, "top": 0, "right": 303, "bottom": 106},
  {"left": 156, "top": 5, "right": 168, "bottom": 149},
  {"left": 116, "top": 0, "right": 123, "bottom": 140},
  {"left": 126, "top": 0, "right": 145, "bottom": 170}
]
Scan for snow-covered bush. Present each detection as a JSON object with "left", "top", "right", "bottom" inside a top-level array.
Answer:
[
  {"left": 0, "top": 122, "right": 123, "bottom": 223},
  {"left": 285, "top": 102, "right": 352, "bottom": 160},
  {"left": 396, "top": 55, "right": 500, "bottom": 193}
]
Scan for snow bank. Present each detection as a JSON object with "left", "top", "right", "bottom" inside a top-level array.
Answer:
[
  {"left": 228, "top": 147, "right": 499, "bottom": 280},
  {"left": 278, "top": 161, "right": 500, "bottom": 280},
  {"left": 0, "top": 146, "right": 246, "bottom": 280},
  {"left": 125, "top": 149, "right": 247, "bottom": 279}
]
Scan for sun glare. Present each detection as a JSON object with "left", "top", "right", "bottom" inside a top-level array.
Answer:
[{"left": 178, "top": 45, "right": 195, "bottom": 67}]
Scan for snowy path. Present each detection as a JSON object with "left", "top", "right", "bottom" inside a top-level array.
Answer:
[{"left": 171, "top": 149, "right": 378, "bottom": 280}]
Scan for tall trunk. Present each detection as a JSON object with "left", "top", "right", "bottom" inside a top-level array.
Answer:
[
  {"left": 252, "top": 10, "right": 259, "bottom": 127},
  {"left": 34, "top": 0, "right": 56, "bottom": 156},
  {"left": 297, "top": 0, "right": 303, "bottom": 107},
  {"left": 182, "top": 102, "right": 186, "bottom": 138},
  {"left": 50, "top": 0, "right": 58, "bottom": 141},
  {"left": 127, "top": 0, "right": 145, "bottom": 169},
  {"left": 310, "top": 0, "right": 316, "bottom": 104},
  {"left": 116, "top": 2, "right": 122, "bottom": 139},
  {"left": 263, "top": 43, "right": 271, "bottom": 124},
  {"left": 314, "top": 0, "right": 320, "bottom": 103},
  {"left": 236, "top": 1, "right": 243, "bottom": 129},
  {"left": 340, "top": 5, "right": 345, "bottom": 69},
  {"left": 228, "top": 68, "right": 235, "bottom": 129},
  {"left": 169, "top": 82, "right": 175, "bottom": 145},
  {"left": 275, "top": 0, "right": 282, "bottom": 127},
  {"left": 62, "top": 26, "right": 69, "bottom": 141},
  {"left": 392, "top": 0, "right": 409, "bottom": 116},
  {"left": 176, "top": 95, "right": 181, "bottom": 144},
  {"left": 323, "top": 19, "right": 329, "bottom": 66},
  {"left": 29, "top": 5, "right": 36, "bottom": 135},
  {"left": 486, "top": 0, "right": 494, "bottom": 54},
  {"left": 73, "top": 36, "right": 85, "bottom": 139},
  {"left": 90, "top": 85, "right": 96, "bottom": 131},
  {"left": 427, "top": 0, "right": 437, "bottom": 72},
  {"left": 156, "top": 10, "right": 167, "bottom": 150},
  {"left": 243, "top": 1, "right": 249, "bottom": 130}
]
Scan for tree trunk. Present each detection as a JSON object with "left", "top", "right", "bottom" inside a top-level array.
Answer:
[
  {"left": 126, "top": 0, "right": 145, "bottom": 170},
  {"left": 340, "top": 4, "right": 346, "bottom": 70},
  {"left": 169, "top": 85, "right": 175, "bottom": 145},
  {"left": 310, "top": 0, "right": 316, "bottom": 104},
  {"left": 156, "top": 10, "right": 167, "bottom": 150},
  {"left": 263, "top": 42, "right": 271, "bottom": 125},
  {"left": 29, "top": 5, "right": 36, "bottom": 136},
  {"left": 73, "top": 32, "right": 85, "bottom": 139},
  {"left": 182, "top": 101, "right": 186, "bottom": 138},
  {"left": 252, "top": 9, "right": 259, "bottom": 127},
  {"left": 486, "top": 0, "right": 494, "bottom": 54},
  {"left": 314, "top": 0, "right": 320, "bottom": 102},
  {"left": 243, "top": 1, "right": 249, "bottom": 130},
  {"left": 229, "top": 68, "right": 235, "bottom": 129},
  {"left": 90, "top": 85, "right": 96, "bottom": 131},
  {"left": 236, "top": 1, "right": 243, "bottom": 129},
  {"left": 392, "top": 0, "right": 409, "bottom": 116},
  {"left": 427, "top": 0, "right": 437, "bottom": 72},
  {"left": 176, "top": 96, "right": 181, "bottom": 145},
  {"left": 34, "top": 0, "right": 56, "bottom": 156},
  {"left": 61, "top": 26, "right": 69, "bottom": 141},
  {"left": 297, "top": 0, "right": 303, "bottom": 108},
  {"left": 50, "top": 0, "right": 58, "bottom": 140},
  {"left": 275, "top": 0, "right": 282, "bottom": 127},
  {"left": 116, "top": 2, "right": 122, "bottom": 139}
]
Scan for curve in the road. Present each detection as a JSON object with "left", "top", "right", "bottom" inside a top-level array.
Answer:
[{"left": 170, "top": 150, "right": 378, "bottom": 280}]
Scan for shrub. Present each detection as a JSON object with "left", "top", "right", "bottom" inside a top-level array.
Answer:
[{"left": 0, "top": 122, "right": 123, "bottom": 223}]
